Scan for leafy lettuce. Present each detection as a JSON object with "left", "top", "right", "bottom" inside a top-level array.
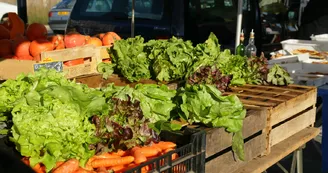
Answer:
[
  {"left": 146, "top": 37, "right": 194, "bottom": 82},
  {"left": 176, "top": 84, "right": 246, "bottom": 160},
  {"left": 109, "top": 36, "right": 151, "bottom": 82},
  {"left": 0, "top": 69, "right": 109, "bottom": 172}
]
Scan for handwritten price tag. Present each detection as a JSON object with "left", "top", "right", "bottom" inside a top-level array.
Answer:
[{"left": 33, "top": 61, "right": 63, "bottom": 72}]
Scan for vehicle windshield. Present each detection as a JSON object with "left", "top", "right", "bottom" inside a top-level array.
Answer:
[
  {"left": 56, "top": 0, "right": 76, "bottom": 9},
  {"left": 78, "top": 0, "right": 164, "bottom": 20}
]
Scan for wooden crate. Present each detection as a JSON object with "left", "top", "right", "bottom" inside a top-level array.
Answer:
[
  {"left": 188, "top": 107, "right": 268, "bottom": 173},
  {"left": 41, "top": 45, "right": 101, "bottom": 79},
  {"left": 225, "top": 84, "right": 317, "bottom": 155}
]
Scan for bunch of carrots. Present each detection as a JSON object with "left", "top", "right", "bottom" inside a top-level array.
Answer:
[{"left": 22, "top": 141, "right": 185, "bottom": 173}]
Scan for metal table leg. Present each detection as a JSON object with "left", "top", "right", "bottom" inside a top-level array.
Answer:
[{"left": 296, "top": 149, "right": 303, "bottom": 173}]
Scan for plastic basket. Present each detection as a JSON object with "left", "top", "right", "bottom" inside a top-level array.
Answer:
[{"left": 124, "top": 128, "right": 206, "bottom": 173}]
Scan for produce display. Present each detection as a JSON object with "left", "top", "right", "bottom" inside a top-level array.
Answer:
[
  {"left": 0, "top": 13, "right": 121, "bottom": 61},
  {"left": 104, "top": 33, "right": 292, "bottom": 90},
  {"left": 0, "top": 15, "right": 295, "bottom": 172}
]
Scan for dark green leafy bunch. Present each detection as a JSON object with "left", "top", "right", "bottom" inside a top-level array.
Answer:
[
  {"left": 217, "top": 51, "right": 269, "bottom": 86},
  {"left": 145, "top": 37, "right": 194, "bottom": 82},
  {"left": 267, "top": 64, "right": 293, "bottom": 85},
  {"left": 108, "top": 36, "right": 151, "bottom": 82},
  {"left": 185, "top": 32, "right": 221, "bottom": 79},
  {"left": 216, "top": 50, "right": 248, "bottom": 86}
]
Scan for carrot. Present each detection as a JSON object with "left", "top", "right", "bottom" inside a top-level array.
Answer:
[
  {"left": 132, "top": 149, "right": 147, "bottom": 164},
  {"left": 55, "top": 161, "right": 65, "bottom": 169},
  {"left": 73, "top": 168, "right": 94, "bottom": 173},
  {"left": 85, "top": 153, "right": 120, "bottom": 170},
  {"left": 52, "top": 159, "right": 80, "bottom": 173},
  {"left": 95, "top": 167, "right": 107, "bottom": 173},
  {"left": 138, "top": 146, "right": 160, "bottom": 157},
  {"left": 108, "top": 164, "right": 125, "bottom": 172},
  {"left": 85, "top": 157, "right": 96, "bottom": 171},
  {"left": 152, "top": 141, "right": 176, "bottom": 151},
  {"left": 21, "top": 157, "right": 30, "bottom": 166},
  {"left": 119, "top": 163, "right": 149, "bottom": 173},
  {"left": 94, "top": 152, "right": 121, "bottom": 159},
  {"left": 32, "top": 163, "right": 46, "bottom": 173},
  {"left": 173, "top": 164, "right": 186, "bottom": 173},
  {"left": 91, "top": 156, "right": 134, "bottom": 168},
  {"left": 162, "top": 148, "right": 179, "bottom": 160},
  {"left": 114, "top": 149, "right": 129, "bottom": 157}
]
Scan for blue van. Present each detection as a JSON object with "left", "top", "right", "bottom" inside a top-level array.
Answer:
[{"left": 67, "top": 0, "right": 262, "bottom": 53}]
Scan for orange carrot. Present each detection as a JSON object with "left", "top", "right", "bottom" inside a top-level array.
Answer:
[
  {"left": 108, "top": 164, "right": 125, "bottom": 172},
  {"left": 152, "top": 141, "right": 176, "bottom": 151},
  {"left": 73, "top": 168, "right": 94, "bottom": 173},
  {"left": 55, "top": 161, "right": 65, "bottom": 169},
  {"left": 52, "top": 159, "right": 80, "bottom": 173},
  {"left": 173, "top": 164, "right": 186, "bottom": 173},
  {"left": 119, "top": 163, "right": 149, "bottom": 173},
  {"left": 95, "top": 167, "right": 107, "bottom": 173},
  {"left": 94, "top": 152, "right": 121, "bottom": 159},
  {"left": 162, "top": 148, "right": 179, "bottom": 160},
  {"left": 91, "top": 156, "right": 134, "bottom": 168},
  {"left": 21, "top": 157, "right": 30, "bottom": 166},
  {"left": 114, "top": 149, "right": 129, "bottom": 157},
  {"left": 132, "top": 149, "right": 147, "bottom": 164},
  {"left": 138, "top": 146, "right": 160, "bottom": 157},
  {"left": 33, "top": 163, "right": 45, "bottom": 173},
  {"left": 85, "top": 157, "right": 96, "bottom": 171}
]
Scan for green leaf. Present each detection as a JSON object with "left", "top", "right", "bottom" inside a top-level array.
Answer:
[
  {"left": 232, "top": 130, "right": 245, "bottom": 161},
  {"left": 149, "top": 120, "right": 182, "bottom": 134},
  {"left": 97, "top": 62, "right": 116, "bottom": 80}
]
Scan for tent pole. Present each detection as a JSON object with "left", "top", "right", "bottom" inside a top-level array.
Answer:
[
  {"left": 131, "top": 0, "right": 135, "bottom": 38},
  {"left": 17, "top": 0, "right": 28, "bottom": 24},
  {"left": 235, "top": 0, "right": 243, "bottom": 49}
]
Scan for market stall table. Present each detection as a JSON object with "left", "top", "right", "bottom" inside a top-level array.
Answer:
[{"left": 233, "top": 127, "right": 320, "bottom": 173}]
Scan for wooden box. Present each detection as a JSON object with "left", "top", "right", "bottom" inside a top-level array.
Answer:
[
  {"left": 189, "top": 107, "right": 268, "bottom": 173},
  {"left": 41, "top": 45, "right": 101, "bottom": 79},
  {"left": 0, "top": 45, "right": 107, "bottom": 80},
  {"left": 227, "top": 84, "right": 317, "bottom": 155}
]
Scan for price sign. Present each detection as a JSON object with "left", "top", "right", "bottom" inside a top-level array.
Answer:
[{"left": 34, "top": 61, "right": 63, "bottom": 72}]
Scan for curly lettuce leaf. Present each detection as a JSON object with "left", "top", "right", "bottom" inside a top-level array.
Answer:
[{"left": 109, "top": 36, "right": 151, "bottom": 82}]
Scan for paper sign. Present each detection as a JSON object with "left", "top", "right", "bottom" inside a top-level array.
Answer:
[{"left": 34, "top": 61, "right": 63, "bottom": 72}]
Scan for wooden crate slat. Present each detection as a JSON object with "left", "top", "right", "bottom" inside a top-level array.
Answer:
[
  {"left": 225, "top": 92, "right": 287, "bottom": 102},
  {"left": 205, "top": 133, "right": 266, "bottom": 173},
  {"left": 230, "top": 87, "right": 298, "bottom": 97},
  {"left": 239, "top": 99, "right": 278, "bottom": 107},
  {"left": 41, "top": 45, "right": 96, "bottom": 62},
  {"left": 205, "top": 108, "right": 267, "bottom": 158},
  {"left": 243, "top": 84, "right": 308, "bottom": 93},
  {"left": 270, "top": 107, "right": 316, "bottom": 147},
  {"left": 270, "top": 88, "right": 317, "bottom": 126},
  {"left": 232, "top": 127, "right": 320, "bottom": 173},
  {"left": 288, "top": 84, "right": 317, "bottom": 89}
]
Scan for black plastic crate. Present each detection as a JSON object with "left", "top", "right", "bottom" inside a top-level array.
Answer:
[{"left": 125, "top": 128, "right": 206, "bottom": 173}]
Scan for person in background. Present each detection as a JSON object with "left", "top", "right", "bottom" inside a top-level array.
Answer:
[{"left": 298, "top": 0, "right": 328, "bottom": 40}]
